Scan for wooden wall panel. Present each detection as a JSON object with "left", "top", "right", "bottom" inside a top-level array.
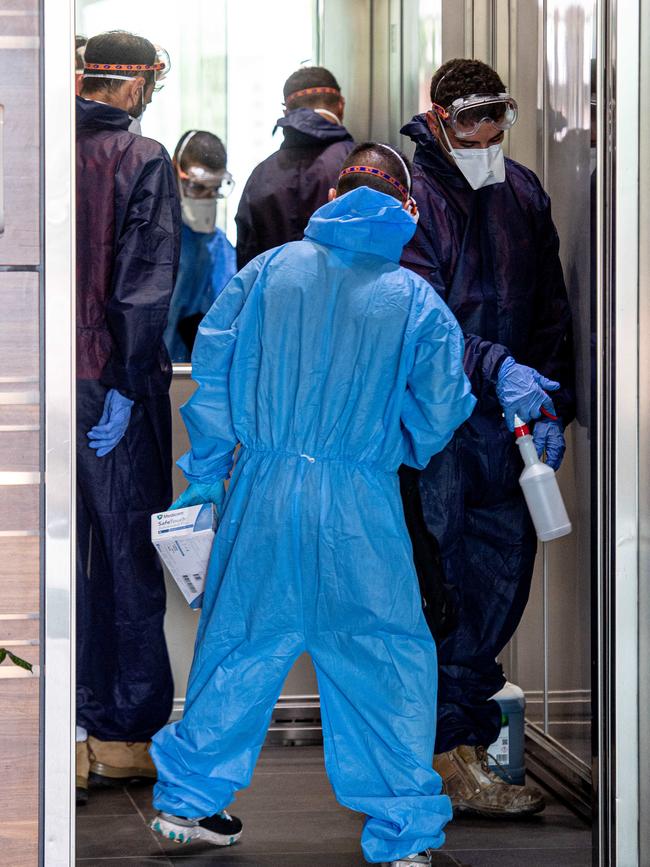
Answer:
[
  {"left": 0, "top": 3, "right": 42, "bottom": 866},
  {"left": 0, "top": 681, "right": 39, "bottom": 866},
  {"left": 0, "top": 273, "right": 39, "bottom": 380},
  {"left": 0, "top": 0, "right": 40, "bottom": 265},
  {"left": 0, "top": 538, "right": 39, "bottom": 614}
]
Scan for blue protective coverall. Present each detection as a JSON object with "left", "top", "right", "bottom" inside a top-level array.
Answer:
[
  {"left": 76, "top": 97, "right": 181, "bottom": 741},
  {"left": 151, "top": 187, "right": 476, "bottom": 862},
  {"left": 164, "top": 224, "right": 237, "bottom": 363},
  {"left": 400, "top": 114, "right": 575, "bottom": 753}
]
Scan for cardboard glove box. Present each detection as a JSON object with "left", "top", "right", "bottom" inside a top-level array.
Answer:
[{"left": 151, "top": 503, "right": 217, "bottom": 609}]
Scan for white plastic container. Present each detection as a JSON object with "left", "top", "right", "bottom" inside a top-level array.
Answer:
[{"left": 515, "top": 415, "right": 572, "bottom": 541}]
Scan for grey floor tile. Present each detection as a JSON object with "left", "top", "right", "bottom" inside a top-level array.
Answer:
[
  {"left": 76, "top": 813, "right": 169, "bottom": 861},
  {"left": 169, "top": 853, "right": 456, "bottom": 866},
  {"left": 443, "top": 811, "right": 591, "bottom": 853},
  {"left": 78, "top": 860, "right": 172, "bottom": 866},
  {"left": 78, "top": 744, "right": 594, "bottom": 866},
  {"left": 82, "top": 784, "right": 138, "bottom": 817},
  {"left": 449, "top": 847, "right": 592, "bottom": 866}
]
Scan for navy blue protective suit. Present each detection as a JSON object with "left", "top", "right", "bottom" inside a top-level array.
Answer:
[
  {"left": 164, "top": 224, "right": 236, "bottom": 362},
  {"left": 235, "top": 108, "right": 354, "bottom": 268},
  {"left": 76, "top": 97, "right": 181, "bottom": 741},
  {"left": 400, "top": 115, "right": 575, "bottom": 752},
  {"left": 151, "top": 187, "right": 476, "bottom": 862}
]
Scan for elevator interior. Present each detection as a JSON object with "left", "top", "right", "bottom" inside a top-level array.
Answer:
[
  {"left": 76, "top": 0, "right": 596, "bottom": 800},
  {"left": 41, "top": 0, "right": 644, "bottom": 863}
]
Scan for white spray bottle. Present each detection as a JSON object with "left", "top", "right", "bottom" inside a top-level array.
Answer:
[{"left": 514, "top": 415, "right": 572, "bottom": 541}]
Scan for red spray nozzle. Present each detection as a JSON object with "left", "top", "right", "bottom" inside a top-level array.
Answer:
[{"left": 513, "top": 414, "right": 530, "bottom": 437}]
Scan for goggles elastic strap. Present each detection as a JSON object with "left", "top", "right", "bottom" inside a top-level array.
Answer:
[
  {"left": 338, "top": 165, "right": 409, "bottom": 201},
  {"left": 84, "top": 61, "right": 166, "bottom": 72},
  {"left": 375, "top": 143, "right": 411, "bottom": 193},
  {"left": 177, "top": 130, "right": 198, "bottom": 169},
  {"left": 83, "top": 73, "right": 142, "bottom": 82}
]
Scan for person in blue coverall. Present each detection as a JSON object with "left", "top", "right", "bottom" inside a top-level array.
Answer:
[
  {"left": 149, "top": 143, "right": 476, "bottom": 867},
  {"left": 164, "top": 130, "right": 237, "bottom": 362},
  {"left": 401, "top": 58, "right": 575, "bottom": 817}
]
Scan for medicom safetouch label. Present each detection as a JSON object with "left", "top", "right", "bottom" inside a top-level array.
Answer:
[{"left": 151, "top": 504, "right": 217, "bottom": 609}]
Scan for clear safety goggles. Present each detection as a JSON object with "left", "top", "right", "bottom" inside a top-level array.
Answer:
[
  {"left": 432, "top": 92, "right": 518, "bottom": 139},
  {"left": 178, "top": 166, "right": 235, "bottom": 199}
]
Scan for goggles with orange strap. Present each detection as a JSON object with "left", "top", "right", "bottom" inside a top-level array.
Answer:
[{"left": 431, "top": 92, "right": 518, "bottom": 139}]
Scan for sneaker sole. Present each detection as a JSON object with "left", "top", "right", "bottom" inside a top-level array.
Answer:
[
  {"left": 150, "top": 815, "right": 242, "bottom": 847},
  {"left": 89, "top": 763, "right": 156, "bottom": 786}
]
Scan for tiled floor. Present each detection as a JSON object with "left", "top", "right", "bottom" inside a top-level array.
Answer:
[{"left": 76, "top": 746, "right": 592, "bottom": 866}]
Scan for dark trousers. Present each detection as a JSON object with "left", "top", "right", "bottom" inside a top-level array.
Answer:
[
  {"left": 414, "top": 412, "right": 537, "bottom": 754},
  {"left": 76, "top": 380, "right": 174, "bottom": 742}
]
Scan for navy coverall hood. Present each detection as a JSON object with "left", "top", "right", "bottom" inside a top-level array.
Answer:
[{"left": 235, "top": 108, "right": 354, "bottom": 268}]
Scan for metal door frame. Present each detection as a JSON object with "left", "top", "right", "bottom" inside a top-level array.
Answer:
[
  {"left": 42, "top": 0, "right": 76, "bottom": 863},
  {"left": 38, "top": 0, "right": 646, "bottom": 863},
  {"left": 595, "top": 1, "right": 641, "bottom": 864}
]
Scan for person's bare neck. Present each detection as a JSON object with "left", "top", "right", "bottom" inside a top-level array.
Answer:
[{"left": 82, "top": 89, "right": 130, "bottom": 113}]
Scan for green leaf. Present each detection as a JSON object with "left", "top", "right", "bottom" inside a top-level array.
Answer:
[
  {"left": 0, "top": 648, "right": 33, "bottom": 672},
  {"left": 7, "top": 652, "right": 33, "bottom": 672}
]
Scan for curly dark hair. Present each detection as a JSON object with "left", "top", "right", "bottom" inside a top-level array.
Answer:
[
  {"left": 430, "top": 58, "right": 506, "bottom": 107},
  {"left": 283, "top": 66, "right": 342, "bottom": 110}
]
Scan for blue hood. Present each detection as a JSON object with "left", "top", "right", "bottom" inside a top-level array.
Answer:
[
  {"left": 76, "top": 96, "right": 131, "bottom": 134},
  {"left": 304, "top": 187, "right": 417, "bottom": 262},
  {"left": 276, "top": 108, "right": 353, "bottom": 147}
]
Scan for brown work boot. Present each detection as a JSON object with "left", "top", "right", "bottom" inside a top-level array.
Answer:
[
  {"left": 76, "top": 741, "right": 90, "bottom": 806},
  {"left": 434, "top": 745, "right": 545, "bottom": 818},
  {"left": 88, "top": 737, "right": 157, "bottom": 786}
]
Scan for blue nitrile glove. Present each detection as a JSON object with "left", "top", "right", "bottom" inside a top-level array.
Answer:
[
  {"left": 496, "top": 357, "right": 560, "bottom": 431},
  {"left": 533, "top": 418, "right": 566, "bottom": 471},
  {"left": 87, "top": 389, "right": 134, "bottom": 458},
  {"left": 170, "top": 480, "right": 226, "bottom": 513}
]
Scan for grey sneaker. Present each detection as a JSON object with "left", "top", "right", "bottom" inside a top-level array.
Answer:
[
  {"left": 384, "top": 852, "right": 432, "bottom": 867},
  {"left": 150, "top": 810, "right": 242, "bottom": 846}
]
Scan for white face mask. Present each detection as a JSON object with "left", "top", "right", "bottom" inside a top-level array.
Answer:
[
  {"left": 180, "top": 195, "right": 217, "bottom": 234},
  {"left": 440, "top": 122, "right": 505, "bottom": 190}
]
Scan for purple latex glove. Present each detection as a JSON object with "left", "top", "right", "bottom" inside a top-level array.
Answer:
[
  {"left": 533, "top": 418, "right": 566, "bottom": 471},
  {"left": 496, "top": 357, "right": 560, "bottom": 431},
  {"left": 87, "top": 389, "right": 134, "bottom": 458}
]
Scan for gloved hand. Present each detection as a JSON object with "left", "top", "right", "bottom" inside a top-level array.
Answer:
[
  {"left": 533, "top": 419, "right": 566, "bottom": 471},
  {"left": 496, "top": 357, "right": 560, "bottom": 431},
  {"left": 87, "top": 389, "right": 134, "bottom": 458},
  {"left": 170, "top": 480, "right": 226, "bottom": 513}
]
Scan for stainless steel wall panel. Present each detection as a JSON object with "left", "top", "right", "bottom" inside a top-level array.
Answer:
[
  {"left": 638, "top": 0, "right": 650, "bottom": 858},
  {"left": 441, "top": 0, "right": 471, "bottom": 61},
  {"left": 319, "top": 0, "right": 372, "bottom": 142}
]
